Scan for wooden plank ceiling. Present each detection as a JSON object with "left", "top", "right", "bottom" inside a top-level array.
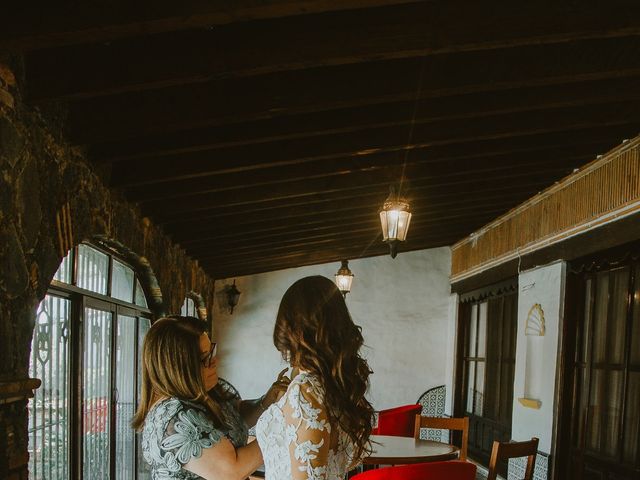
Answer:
[{"left": 4, "top": 0, "right": 640, "bottom": 279}]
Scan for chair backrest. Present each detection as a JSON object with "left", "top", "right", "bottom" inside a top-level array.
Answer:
[
  {"left": 375, "top": 404, "right": 422, "bottom": 437},
  {"left": 350, "top": 460, "right": 476, "bottom": 480},
  {"left": 487, "top": 437, "right": 539, "bottom": 480},
  {"left": 414, "top": 415, "right": 469, "bottom": 461}
]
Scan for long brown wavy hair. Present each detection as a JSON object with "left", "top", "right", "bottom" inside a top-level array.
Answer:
[
  {"left": 131, "top": 315, "right": 228, "bottom": 430},
  {"left": 274, "top": 276, "right": 374, "bottom": 460}
]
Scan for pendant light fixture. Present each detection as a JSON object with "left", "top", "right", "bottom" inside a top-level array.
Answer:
[
  {"left": 378, "top": 56, "right": 425, "bottom": 258},
  {"left": 334, "top": 260, "right": 354, "bottom": 297},
  {"left": 379, "top": 185, "right": 412, "bottom": 258}
]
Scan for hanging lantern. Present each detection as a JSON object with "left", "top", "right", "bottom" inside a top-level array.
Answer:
[
  {"left": 379, "top": 185, "right": 412, "bottom": 258},
  {"left": 226, "top": 280, "right": 241, "bottom": 314},
  {"left": 335, "top": 260, "right": 354, "bottom": 297}
]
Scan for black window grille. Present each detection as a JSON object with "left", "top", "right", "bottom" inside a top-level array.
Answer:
[{"left": 28, "top": 244, "right": 152, "bottom": 480}]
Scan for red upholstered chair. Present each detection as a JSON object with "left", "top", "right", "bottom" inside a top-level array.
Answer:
[
  {"left": 351, "top": 461, "right": 476, "bottom": 480},
  {"left": 373, "top": 404, "right": 423, "bottom": 437}
]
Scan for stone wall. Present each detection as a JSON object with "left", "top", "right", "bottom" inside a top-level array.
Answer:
[{"left": 0, "top": 59, "right": 216, "bottom": 479}]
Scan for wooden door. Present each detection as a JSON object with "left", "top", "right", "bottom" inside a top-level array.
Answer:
[
  {"left": 458, "top": 289, "right": 518, "bottom": 471},
  {"left": 560, "top": 254, "right": 640, "bottom": 480}
]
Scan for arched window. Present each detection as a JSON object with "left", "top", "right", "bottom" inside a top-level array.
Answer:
[
  {"left": 180, "top": 296, "right": 197, "bottom": 317},
  {"left": 28, "top": 243, "right": 153, "bottom": 480},
  {"left": 181, "top": 292, "right": 207, "bottom": 322}
]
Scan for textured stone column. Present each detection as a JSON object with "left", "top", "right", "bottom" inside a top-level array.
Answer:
[
  {"left": 0, "top": 59, "right": 218, "bottom": 478},
  {"left": 0, "top": 61, "right": 39, "bottom": 480},
  {"left": 0, "top": 380, "right": 41, "bottom": 480}
]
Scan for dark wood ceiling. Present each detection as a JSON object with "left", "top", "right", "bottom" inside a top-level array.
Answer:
[{"left": 4, "top": 0, "right": 640, "bottom": 278}]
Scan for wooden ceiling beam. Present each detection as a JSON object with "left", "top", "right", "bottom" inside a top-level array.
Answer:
[
  {"left": 66, "top": 36, "right": 640, "bottom": 143},
  {"left": 118, "top": 104, "right": 640, "bottom": 195},
  {"left": 1, "top": 0, "right": 416, "bottom": 52},
  {"left": 204, "top": 247, "right": 391, "bottom": 279},
  {"left": 206, "top": 240, "right": 451, "bottom": 279},
  {"left": 25, "top": 1, "right": 640, "bottom": 100},
  {"left": 94, "top": 76, "right": 640, "bottom": 164},
  {"left": 177, "top": 205, "right": 509, "bottom": 251},
  {"left": 168, "top": 188, "right": 548, "bottom": 242},
  {"left": 188, "top": 225, "right": 387, "bottom": 256},
  {"left": 158, "top": 180, "right": 558, "bottom": 235},
  {"left": 144, "top": 164, "right": 578, "bottom": 220},
  {"left": 152, "top": 131, "right": 624, "bottom": 225},
  {"left": 127, "top": 145, "right": 592, "bottom": 209},
  {"left": 194, "top": 224, "right": 474, "bottom": 265},
  {"left": 197, "top": 227, "right": 476, "bottom": 277}
]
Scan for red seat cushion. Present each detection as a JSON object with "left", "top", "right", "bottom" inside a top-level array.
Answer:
[
  {"left": 352, "top": 461, "right": 476, "bottom": 480},
  {"left": 376, "top": 404, "right": 422, "bottom": 437}
]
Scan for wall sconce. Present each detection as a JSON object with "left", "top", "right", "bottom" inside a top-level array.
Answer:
[
  {"left": 379, "top": 185, "right": 412, "bottom": 258},
  {"left": 335, "top": 260, "right": 354, "bottom": 297},
  {"left": 226, "top": 280, "right": 241, "bottom": 314}
]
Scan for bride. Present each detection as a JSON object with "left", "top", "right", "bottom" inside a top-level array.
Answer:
[{"left": 255, "top": 276, "right": 375, "bottom": 480}]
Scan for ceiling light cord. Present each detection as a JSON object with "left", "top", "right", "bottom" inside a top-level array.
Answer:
[{"left": 399, "top": 54, "right": 428, "bottom": 196}]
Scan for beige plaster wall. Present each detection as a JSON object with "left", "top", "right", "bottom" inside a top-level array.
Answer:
[{"left": 212, "top": 247, "right": 455, "bottom": 410}]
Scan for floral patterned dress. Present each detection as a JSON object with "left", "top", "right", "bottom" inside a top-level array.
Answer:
[
  {"left": 255, "top": 371, "right": 356, "bottom": 480},
  {"left": 141, "top": 397, "right": 248, "bottom": 479}
]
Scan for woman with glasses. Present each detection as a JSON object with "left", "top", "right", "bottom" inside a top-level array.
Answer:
[
  {"left": 132, "top": 316, "right": 288, "bottom": 480},
  {"left": 255, "top": 276, "right": 375, "bottom": 480}
]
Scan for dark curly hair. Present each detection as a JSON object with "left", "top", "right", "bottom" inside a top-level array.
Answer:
[{"left": 274, "top": 276, "right": 374, "bottom": 460}]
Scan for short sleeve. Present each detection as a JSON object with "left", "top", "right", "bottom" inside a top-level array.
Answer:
[
  {"left": 159, "top": 403, "right": 225, "bottom": 471},
  {"left": 282, "top": 377, "right": 331, "bottom": 480}
]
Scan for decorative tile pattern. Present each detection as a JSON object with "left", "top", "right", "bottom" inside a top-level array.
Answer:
[
  {"left": 417, "top": 385, "right": 447, "bottom": 417},
  {"left": 507, "top": 451, "right": 549, "bottom": 480},
  {"left": 416, "top": 385, "right": 447, "bottom": 441},
  {"left": 469, "top": 451, "right": 549, "bottom": 480},
  {"left": 475, "top": 462, "right": 489, "bottom": 480}
]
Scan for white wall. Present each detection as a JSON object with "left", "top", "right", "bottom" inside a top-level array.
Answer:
[
  {"left": 212, "top": 247, "right": 456, "bottom": 410},
  {"left": 511, "top": 261, "right": 566, "bottom": 453}
]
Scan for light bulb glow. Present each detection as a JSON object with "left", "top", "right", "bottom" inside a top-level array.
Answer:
[{"left": 334, "top": 260, "right": 354, "bottom": 295}]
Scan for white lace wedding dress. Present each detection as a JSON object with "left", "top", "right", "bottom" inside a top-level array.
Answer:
[{"left": 255, "top": 370, "right": 356, "bottom": 480}]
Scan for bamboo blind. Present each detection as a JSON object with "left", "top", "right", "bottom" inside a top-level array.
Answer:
[{"left": 451, "top": 136, "right": 640, "bottom": 282}]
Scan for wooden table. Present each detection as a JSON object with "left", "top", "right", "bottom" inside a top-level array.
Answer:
[{"left": 363, "top": 435, "right": 459, "bottom": 465}]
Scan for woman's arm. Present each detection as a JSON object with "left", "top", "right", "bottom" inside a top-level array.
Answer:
[
  {"left": 160, "top": 402, "right": 263, "bottom": 480},
  {"left": 183, "top": 437, "right": 262, "bottom": 480},
  {"left": 283, "top": 381, "right": 331, "bottom": 480}
]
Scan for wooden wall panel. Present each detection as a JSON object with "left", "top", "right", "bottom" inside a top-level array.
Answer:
[{"left": 451, "top": 136, "right": 640, "bottom": 281}]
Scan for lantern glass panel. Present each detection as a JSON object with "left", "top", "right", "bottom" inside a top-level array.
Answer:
[
  {"left": 388, "top": 209, "right": 400, "bottom": 238},
  {"left": 381, "top": 208, "right": 412, "bottom": 241},
  {"left": 396, "top": 211, "right": 412, "bottom": 241},
  {"left": 335, "top": 274, "right": 354, "bottom": 293},
  {"left": 379, "top": 211, "right": 389, "bottom": 241}
]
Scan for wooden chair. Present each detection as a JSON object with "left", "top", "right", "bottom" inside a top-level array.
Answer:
[
  {"left": 487, "top": 437, "right": 539, "bottom": 480},
  {"left": 414, "top": 415, "right": 469, "bottom": 461}
]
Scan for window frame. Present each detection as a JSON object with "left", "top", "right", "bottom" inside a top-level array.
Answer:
[
  {"left": 558, "top": 246, "right": 640, "bottom": 478},
  {"left": 29, "top": 243, "right": 152, "bottom": 480},
  {"left": 454, "top": 278, "right": 518, "bottom": 469}
]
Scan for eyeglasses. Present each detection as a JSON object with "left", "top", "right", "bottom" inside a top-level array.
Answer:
[{"left": 201, "top": 342, "right": 217, "bottom": 368}]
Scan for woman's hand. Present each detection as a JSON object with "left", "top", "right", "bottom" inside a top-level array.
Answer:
[
  {"left": 262, "top": 368, "right": 291, "bottom": 407},
  {"left": 239, "top": 369, "right": 292, "bottom": 428}
]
